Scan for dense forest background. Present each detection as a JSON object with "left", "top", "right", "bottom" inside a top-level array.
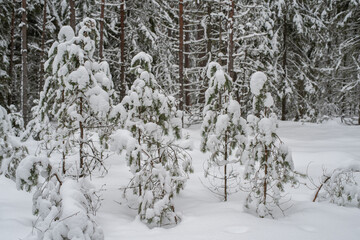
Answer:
[{"left": 0, "top": 0, "right": 359, "bottom": 125}]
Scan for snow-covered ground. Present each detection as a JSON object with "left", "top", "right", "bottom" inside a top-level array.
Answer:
[{"left": 1, "top": 120, "right": 360, "bottom": 239}]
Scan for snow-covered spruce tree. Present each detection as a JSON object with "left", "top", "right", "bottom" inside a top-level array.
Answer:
[
  {"left": 16, "top": 156, "right": 104, "bottom": 240},
  {"left": 200, "top": 62, "right": 247, "bottom": 201},
  {"left": 0, "top": 105, "right": 28, "bottom": 181},
  {"left": 243, "top": 71, "right": 298, "bottom": 218},
  {"left": 110, "top": 52, "right": 193, "bottom": 227},
  {"left": 28, "top": 18, "right": 113, "bottom": 176},
  {"left": 15, "top": 18, "right": 113, "bottom": 239}
]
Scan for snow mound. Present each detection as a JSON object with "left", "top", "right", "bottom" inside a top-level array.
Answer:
[
  {"left": 58, "top": 26, "right": 75, "bottom": 42},
  {"left": 250, "top": 71, "right": 267, "bottom": 96}
]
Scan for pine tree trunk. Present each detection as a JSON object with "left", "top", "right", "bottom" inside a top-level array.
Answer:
[
  {"left": 281, "top": 10, "right": 287, "bottom": 121},
  {"left": 138, "top": 128, "right": 142, "bottom": 196},
  {"left": 206, "top": 5, "right": 212, "bottom": 60},
  {"left": 224, "top": 133, "right": 228, "bottom": 202},
  {"left": 8, "top": 0, "right": 16, "bottom": 106},
  {"left": 99, "top": 0, "right": 105, "bottom": 61},
  {"left": 358, "top": 85, "right": 360, "bottom": 125},
  {"left": 79, "top": 96, "right": 84, "bottom": 175},
  {"left": 69, "top": 0, "right": 76, "bottom": 31},
  {"left": 227, "top": 0, "right": 234, "bottom": 81},
  {"left": 119, "top": 0, "right": 126, "bottom": 100},
  {"left": 263, "top": 146, "right": 268, "bottom": 206},
  {"left": 40, "top": 0, "right": 47, "bottom": 92},
  {"left": 62, "top": 152, "right": 66, "bottom": 174},
  {"left": 184, "top": 20, "right": 190, "bottom": 107},
  {"left": 179, "top": 0, "right": 184, "bottom": 113},
  {"left": 21, "top": 0, "right": 29, "bottom": 125}
]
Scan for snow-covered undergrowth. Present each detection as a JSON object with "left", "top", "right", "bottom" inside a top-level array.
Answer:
[{"left": 1, "top": 120, "right": 360, "bottom": 239}]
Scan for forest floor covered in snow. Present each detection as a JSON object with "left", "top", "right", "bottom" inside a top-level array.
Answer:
[{"left": 1, "top": 120, "right": 360, "bottom": 240}]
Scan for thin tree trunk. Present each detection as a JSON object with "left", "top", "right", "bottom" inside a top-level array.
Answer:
[
  {"left": 99, "top": 0, "right": 105, "bottom": 61},
  {"left": 358, "top": 85, "right": 360, "bottom": 125},
  {"left": 138, "top": 128, "right": 142, "bottom": 196},
  {"left": 8, "top": 0, "right": 16, "bottom": 106},
  {"left": 206, "top": 5, "right": 212, "bottom": 60},
  {"left": 69, "top": 0, "right": 76, "bottom": 31},
  {"left": 184, "top": 21, "right": 190, "bottom": 107},
  {"left": 79, "top": 96, "right": 84, "bottom": 175},
  {"left": 40, "top": 0, "right": 47, "bottom": 92},
  {"left": 62, "top": 152, "right": 66, "bottom": 174},
  {"left": 62, "top": 90, "right": 66, "bottom": 174},
  {"left": 224, "top": 133, "right": 228, "bottom": 202},
  {"left": 179, "top": 0, "right": 184, "bottom": 113},
  {"left": 281, "top": 11, "right": 287, "bottom": 121},
  {"left": 358, "top": 105, "right": 360, "bottom": 125},
  {"left": 119, "top": 0, "right": 126, "bottom": 100},
  {"left": 228, "top": 0, "right": 234, "bottom": 80},
  {"left": 312, "top": 176, "right": 330, "bottom": 202},
  {"left": 263, "top": 146, "right": 268, "bottom": 206},
  {"left": 21, "top": 0, "right": 29, "bottom": 125}
]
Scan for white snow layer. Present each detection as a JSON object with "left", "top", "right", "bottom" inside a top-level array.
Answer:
[
  {"left": 58, "top": 26, "right": 75, "bottom": 42},
  {"left": 1, "top": 121, "right": 360, "bottom": 239},
  {"left": 250, "top": 71, "right": 267, "bottom": 96}
]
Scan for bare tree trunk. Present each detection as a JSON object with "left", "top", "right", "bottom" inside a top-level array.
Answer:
[
  {"left": 358, "top": 85, "right": 360, "bottom": 125},
  {"left": 69, "top": 0, "right": 76, "bottom": 31},
  {"left": 263, "top": 144, "right": 269, "bottom": 208},
  {"left": 227, "top": 0, "right": 234, "bottom": 81},
  {"left": 8, "top": 0, "right": 16, "bottom": 106},
  {"left": 263, "top": 108, "right": 269, "bottom": 207},
  {"left": 263, "top": 147, "right": 268, "bottom": 206},
  {"left": 206, "top": 5, "right": 212, "bottom": 60},
  {"left": 179, "top": 0, "right": 184, "bottom": 113},
  {"left": 224, "top": 133, "right": 228, "bottom": 202},
  {"left": 21, "top": 0, "right": 29, "bottom": 125},
  {"left": 99, "top": 0, "right": 105, "bottom": 60},
  {"left": 62, "top": 90, "right": 66, "bottom": 174},
  {"left": 40, "top": 0, "right": 47, "bottom": 92},
  {"left": 137, "top": 128, "right": 142, "bottom": 196},
  {"left": 119, "top": 0, "right": 126, "bottom": 100},
  {"left": 184, "top": 20, "right": 190, "bottom": 107},
  {"left": 281, "top": 10, "right": 287, "bottom": 121},
  {"left": 79, "top": 96, "right": 84, "bottom": 175}
]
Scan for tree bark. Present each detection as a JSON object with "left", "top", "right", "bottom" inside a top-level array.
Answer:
[
  {"left": 281, "top": 10, "right": 287, "bottom": 121},
  {"left": 119, "top": 0, "right": 126, "bottom": 100},
  {"left": 40, "top": 0, "right": 47, "bottom": 92},
  {"left": 228, "top": 0, "right": 235, "bottom": 81},
  {"left": 79, "top": 96, "right": 84, "bottom": 175},
  {"left": 179, "top": 0, "right": 184, "bottom": 113},
  {"left": 312, "top": 176, "right": 330, "bottom": 202},
  {"left": 8, "top": 0, "right": 16, "bottom": 106},
  {"left": 69, "top": 0, "right": 76, "bottom": 31},
  {"left": 263, "top": 146, "right": 268, "bottom": 206},
  {"left": 21, "top": 0, "right": 29, "bottom": 125},
  {"left": 99, "top": 0, "right": 105, "bottom": 61},
  {"left": 184, "top": 20, "right": 190, "bottom": 107},
  {"left": 224, "top": 133, "right": 228, "bottom": 202},
  {"left": 138, "top": 128, "right": 142, "bottom": 196}
]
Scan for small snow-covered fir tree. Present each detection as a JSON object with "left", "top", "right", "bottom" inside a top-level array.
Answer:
[
  {"left": 200, "top": 62, "right": 247, "bottom": 201},
  {"left": 110, "top": 52, "right": 193, "bottom": 227},
  {"left": 15, "top": 18, "right": 112, "bottom": 240},
  {"left": 16, "top": 156, "right": 104, "bottom": 240},
  {"left": 0, "top": 105, "right": 28, "bottom": 181},
  {"left": 28, "top": 18, "right": 113, "bottom": 176},
  {"left": 243, "top": 71, "right": 298, "bottom": 218}
]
